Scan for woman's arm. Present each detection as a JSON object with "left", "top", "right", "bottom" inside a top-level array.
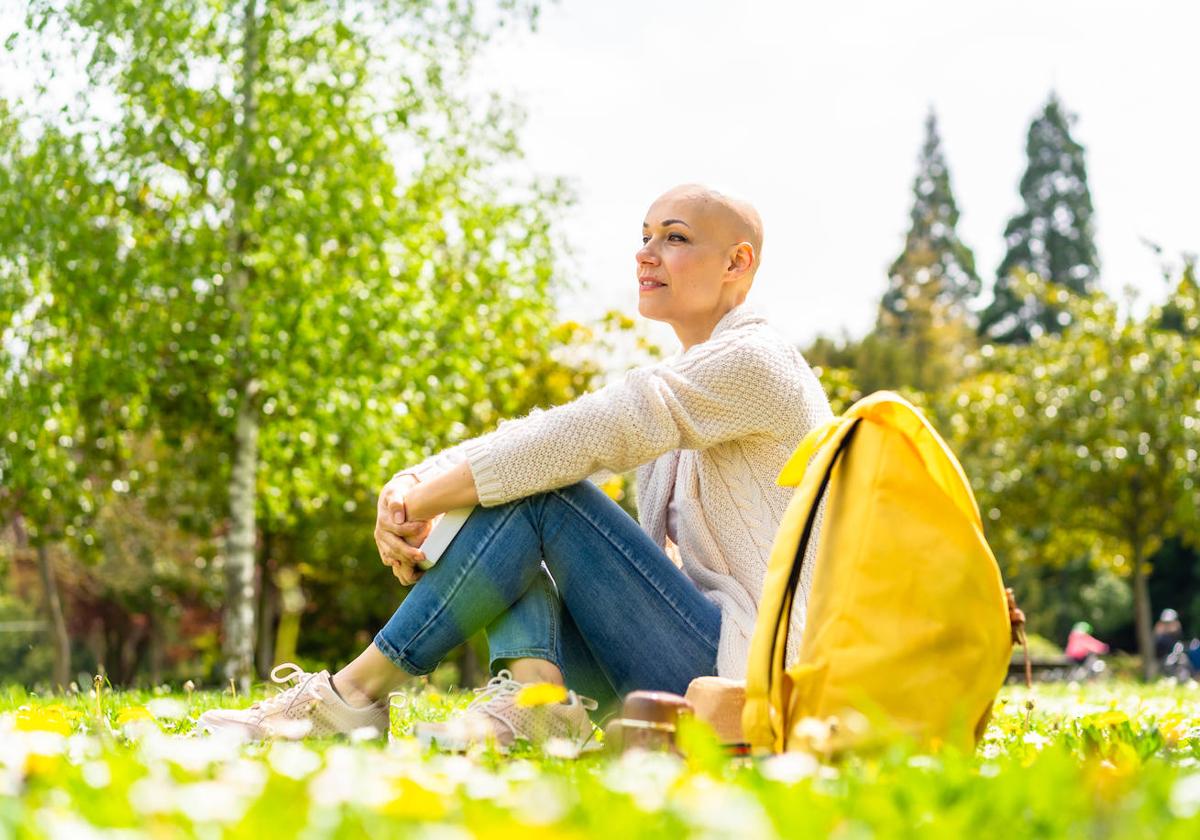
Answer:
[
  {"left": 400, "top": 460, "right": 479, "bottom": 522},
  {"left": 460, "top": 332, "right": 807, "bottom": 507}
]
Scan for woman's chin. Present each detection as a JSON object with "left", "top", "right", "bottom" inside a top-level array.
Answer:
[{"left": 636, "top": 296, "right": 670, "bottom": 322}]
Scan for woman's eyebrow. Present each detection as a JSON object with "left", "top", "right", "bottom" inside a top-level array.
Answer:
[{"left": 642, "top": 218, "right": 692, "bottom": 229}]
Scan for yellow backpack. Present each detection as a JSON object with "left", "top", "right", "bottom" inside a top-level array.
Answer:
[{"left": 742, "top": 391, "right": 1014, "bottom": 753}]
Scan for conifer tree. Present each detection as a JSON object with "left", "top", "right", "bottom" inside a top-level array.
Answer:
[
  {"left": 873, "top": 109, "right": 980, "bottom": 392},
  {"left": 881, "top": 108, "right": 981, "bottom": 333},
  {"left": 981, "top": 93, "right": 1100, "bottom": 343}
]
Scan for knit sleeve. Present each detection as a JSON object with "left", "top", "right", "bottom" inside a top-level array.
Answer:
[
  {"left": 396, "top": 441, "right": 470, "bottom": 483},
  {"left": 462, "top": 330, "right": 801, "bottom": 506}
]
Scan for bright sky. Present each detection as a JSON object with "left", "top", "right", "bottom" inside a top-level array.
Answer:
[
  {"left": 4, "top": 2, "right": 1197, "bottom": 351},
  {"left": 475, "top": 0, "right": 1200, "bottom": 348}
]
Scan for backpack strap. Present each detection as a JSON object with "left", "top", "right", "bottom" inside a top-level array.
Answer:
[
  {"left": 769, "top": 421, "right": 861, "bottom": 670},
  {"left": 743, "top": 416, "right": 861, "bottom": 751}
]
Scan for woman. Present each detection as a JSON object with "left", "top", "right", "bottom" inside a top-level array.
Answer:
[{"left": 200, "top": 184, "right": 833, "bottom": 749}]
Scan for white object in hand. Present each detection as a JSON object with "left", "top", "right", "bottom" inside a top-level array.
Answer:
[{"left": 417, "top": 507, "right": 474, "bottom": 570}]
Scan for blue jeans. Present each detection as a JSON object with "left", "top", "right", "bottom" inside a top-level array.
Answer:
[{"left": 373, "top": 480, "right": 721, "bottom": 717}]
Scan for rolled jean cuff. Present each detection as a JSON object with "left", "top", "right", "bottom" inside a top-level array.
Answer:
[
  {"left": 487, "top": 647, "right": 563, "bottom": 676},
  {"left": 373, "top": 631, "right": 438, "bottom": 677}
]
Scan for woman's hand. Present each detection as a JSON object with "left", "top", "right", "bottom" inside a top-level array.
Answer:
[{"left": 375, "top": 473, "right": 433, "bottom": 585}]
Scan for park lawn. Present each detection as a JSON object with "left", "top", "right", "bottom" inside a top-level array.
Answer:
[{"left": 2, "top": 680, "right": 1200, "bottom": 838}]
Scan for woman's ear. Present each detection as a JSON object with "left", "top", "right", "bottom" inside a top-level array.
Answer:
[{"left": 726, "top": 242, "right": 756, "bottom": 276}]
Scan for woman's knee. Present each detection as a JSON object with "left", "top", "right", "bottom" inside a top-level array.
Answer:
[
  {"left": 548, "top": 479, "right": 614, "bottom": 511},
  {"left": 491, "top": 482, "right": 597, "bottom": 536}
]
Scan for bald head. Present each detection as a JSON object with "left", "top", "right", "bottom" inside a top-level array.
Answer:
[
  {"left": 637, "top": 184, "right": 764, "bottom": 333},
  {"left": 652, "top": 184, "right": 764, "bottom": 273}
]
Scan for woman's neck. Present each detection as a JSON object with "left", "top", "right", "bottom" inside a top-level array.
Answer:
[{"left": 674, "top": 301, "right": 743, "bottom": 352}]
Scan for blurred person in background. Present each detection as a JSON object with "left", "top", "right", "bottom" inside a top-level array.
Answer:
[
  {"left": 1154, "top": 608, "right": 1183, "bottom": 660},
  {"left": 1065, "top": 621, "right": 1109, "bottom": 664}
]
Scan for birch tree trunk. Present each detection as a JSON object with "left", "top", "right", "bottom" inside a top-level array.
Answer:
[
  {"left": 222, "top": 0, "right": 261, "bottom": 694},
  {"left": 224, "top": 399, "right": 259, "bottom": 693}
]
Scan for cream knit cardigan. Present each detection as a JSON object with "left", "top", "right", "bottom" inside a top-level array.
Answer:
[{"left": 406, "top": 304, "right": 833, "bottom": 679}]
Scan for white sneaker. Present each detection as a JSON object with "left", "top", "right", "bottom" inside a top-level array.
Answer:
[
  {"left": 197, "top": 663, "right": 389, "bottom": 741},
  {"left": 414, "top": 670, "right": 597, "bottom": 754}
]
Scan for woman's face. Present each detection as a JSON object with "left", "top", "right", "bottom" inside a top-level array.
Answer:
[{"left": 635, "top": 192, "right": 733, "bottom": 326}]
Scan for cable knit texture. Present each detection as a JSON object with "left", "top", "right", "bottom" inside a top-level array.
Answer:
[{"left": 407, "top": 305, "right": 833, "bottom": 679}]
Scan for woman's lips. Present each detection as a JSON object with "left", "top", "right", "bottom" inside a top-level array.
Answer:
[{"left": 639, "top": 278, "right": 666, "bottom": 291}]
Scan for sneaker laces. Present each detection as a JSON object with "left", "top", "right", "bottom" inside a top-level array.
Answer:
[
  {"left": 246, "top": 663, "right": 322, "bottom": 722},
  {"left": 462, "top": 670, "right": 598, "bottom": 744},
  {"left": 467, "top": 669, "right": 598, "bottom": 713},
  {"left": 466, "top": 669, "right": 523, "bottom": 714}
]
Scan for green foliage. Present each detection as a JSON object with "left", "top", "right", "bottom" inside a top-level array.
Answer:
[
  {"left": 809, "top": 366, "right": 863, "bottom": 417},
  {"left": 804, "top": 329, "right": 960, "bottom": 411},
  {"left": 1005, "top": 554, "right": 1135, "bottom": 644},
  {"left": 2, "top": 0, "right": 599, "bottom": 684},
  {"left": 852, "top": 326, "right": 974, "bottom": 401},
  {"left": 8, "top": 0, "right": 568, "bottom": 526},
  {"left": 981, "top": 93, "right": 1101, "bottom": 343},
  {"left": 944, "top": 274, "right": 1200, "bottom": 569},
  {"left": 1021, "top": 633, "right": 1064, "bottom": 659},
  {"left": 0, "top": 109, "right": 141, "bottom": 548},
  {"left": 1157, "top": 256, "right": 1199, "bottom": 337},
  {"left": 940, "top": 272, "right": 1200, "bottom": 669},
  {"left": 0, "top": 597, "right": 55, "bottom": 687}
]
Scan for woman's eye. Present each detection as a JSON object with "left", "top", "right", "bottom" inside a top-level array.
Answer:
[
  {"left": 641, "top": 235, "right": 651, "bottom": 245},
  {"left": 668, "top": 233, "right": 687, "bottom": 242}
]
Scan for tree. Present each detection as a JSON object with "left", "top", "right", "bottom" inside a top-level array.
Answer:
[
  {"left": 8, "top": 0, "right": 565, "bottom": 690},
  {"left": 881, "top": 109, "right": 981, "bottom": 333},
  {"left": 1156, "top": 254, "right": 1198, "bottom": 337},
  {"left": 0, "top": 107, "right": 142, "bottom": 687},
  {"left": 980, "top": 93, "right": 1100, "bottom": 343},
  {"left": 943, "top": 275, "right": 1200, "bottom": 678},
  {"left": 848, "top": 110, "right": 982, "bottom": 396},
  {"left": 851, "top": 325, "right": 975, "bottom": 399}
]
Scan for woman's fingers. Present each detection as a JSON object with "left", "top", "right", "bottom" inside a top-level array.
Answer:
[
  {"left": 383, "top": 535, "right": 424, "bottom": 567},
  {"left": 374, "top": 473, "right": 428, "bottom": 584},
  {"left": 387, "top": 519, "right": 430, "bottom": 539},
  {"left": 387, "top": 498, "right": 407, "bottom": 527},
  {"left": 391, "top": 560, "right": 424, "bottom": 586},
  {"left": 375, "top": 525, "right": 426, "bottom": 567},
  {"left": 403, "top": 521, "right": 433, "bottom": 549},
  {"left": 378, "top": 485, "right": 397, "bottom": 519}
]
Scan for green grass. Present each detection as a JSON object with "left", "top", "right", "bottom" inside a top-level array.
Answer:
[{"left": 3, "top": 680, "right": 1200, "bottom": 838}]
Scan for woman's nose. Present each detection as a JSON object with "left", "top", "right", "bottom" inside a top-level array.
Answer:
[{"left": 636, "top": 242, "right": 658, "bottom": 264}]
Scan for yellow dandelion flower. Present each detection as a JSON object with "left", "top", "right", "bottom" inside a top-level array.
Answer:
[
  {"left": 116, "top": 706, "right": 154, "bottom": 725},
  {"left": 1088, "top": 710, "right": 1129, "bottom": 728},
  {"left": 516, "top": 683, "right": 568, "bottom": 708},
  {"left": 24, "top": 753, "right": 61, "bottom": 777},
  {"left": 598, "top": 475, "right": 624, "bottom": 501},
  {"left": 381, "top": 777, "right": 449, "bottom": 820},
  {"left": 16, "top": 704, "right": 77, "bottom": 736},
  {"left": 1158, "top": 712, "right": 1188, "bottom": 746}
]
